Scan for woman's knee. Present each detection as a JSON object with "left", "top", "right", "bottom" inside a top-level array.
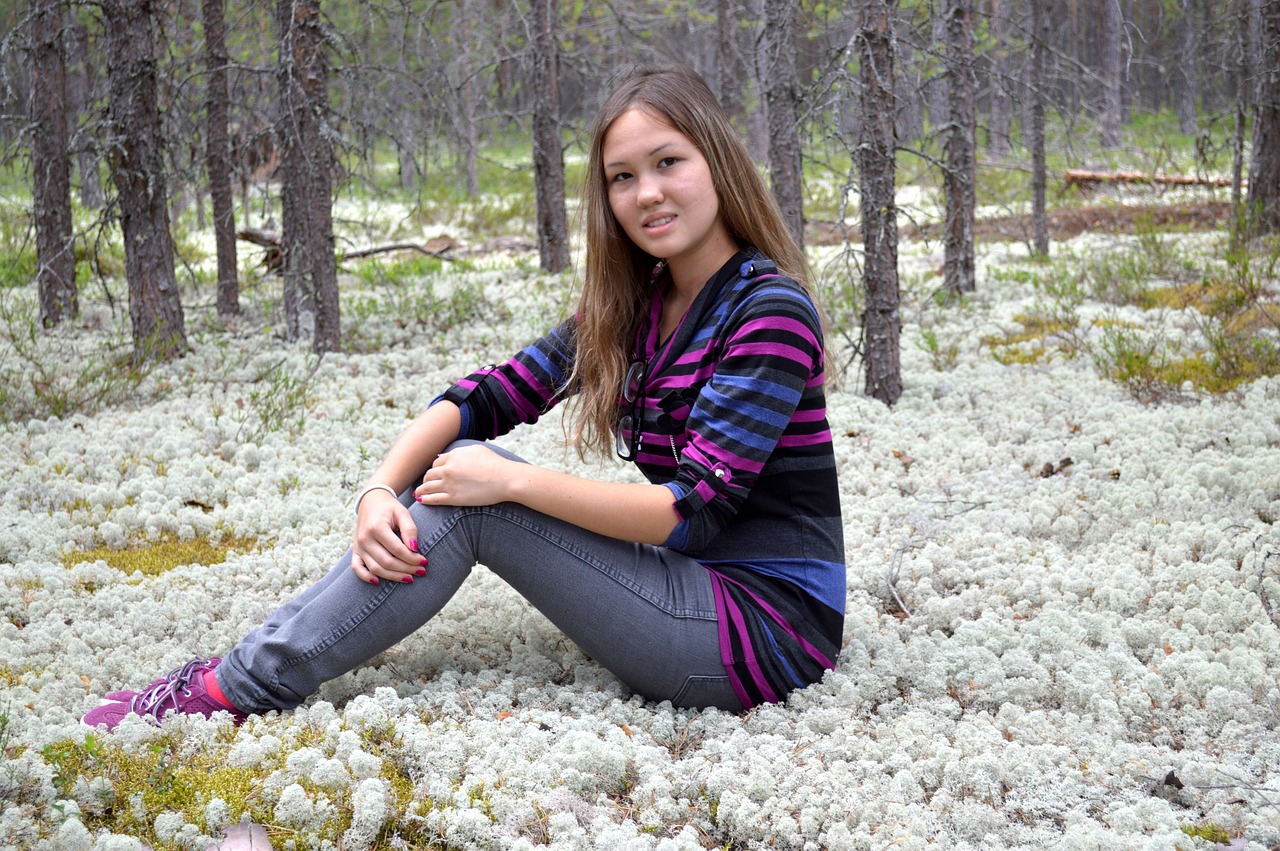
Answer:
[{"left": 443, "top": 439, "right": 529, "bottom": 464}]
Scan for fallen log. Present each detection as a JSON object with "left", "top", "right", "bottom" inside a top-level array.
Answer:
[
  {"left": 1064, "top": 168, "right": 1238, "bottom": 190},
  {"left": 236, "top": 226, "right": 283, "bottom": 274},
  {"left": 341, "top": 236, "right": 457, "bottom": 262},
  {"left": 235, "top": 228, "right": 456, "bottom": 274}
]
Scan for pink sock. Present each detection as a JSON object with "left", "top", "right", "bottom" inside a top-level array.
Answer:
[{"left": 202, "top": 669, "right": 237, "bottom": 710}]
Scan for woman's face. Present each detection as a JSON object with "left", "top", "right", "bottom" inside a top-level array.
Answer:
[{"left": 601, "top": 107, "right": 736, "bottom": 286}]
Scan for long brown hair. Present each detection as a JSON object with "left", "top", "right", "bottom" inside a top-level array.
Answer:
[{"left": 567, "top": 64, "right": 810, "bottom": 457}]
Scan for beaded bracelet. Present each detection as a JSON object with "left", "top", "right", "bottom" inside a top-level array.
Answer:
[{"left": 355, "top": 483, "right": 398, "bottom": 513}]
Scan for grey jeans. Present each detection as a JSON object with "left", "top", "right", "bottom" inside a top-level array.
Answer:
[{"left": 216, "top": 441, "right": 743, "bottom": 713}]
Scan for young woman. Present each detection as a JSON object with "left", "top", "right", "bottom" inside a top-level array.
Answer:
[{"left": 85, "top": 64, "right": 846, "bottom": 729}]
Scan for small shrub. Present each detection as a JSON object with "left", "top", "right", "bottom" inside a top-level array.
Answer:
[
  {"left": 981, "top": 310, "right": 1084, "bottom": 365},
  {"left": 465, "top": 192, "right": 535, "bottom": 238},
  {"left": 233, "top": 356, "right": 319, "bottom": 443},
  {"left": 1019, "top": 229, "right": 1280, "bottom": 400},
  {"left": 0, "top": 296, "right": 153, "bottom": 423},
  {"left": 916, "top": 328, "right": 960, "bottom": 371},
  {"left": 0, "top": 250, "right": 37, "bottom": 289},
  {"left": 350, "top": 253, "right": 445, "bottom": 287},
  {"left": 0, "top": 205, "right": 37, "bottom": 288}
]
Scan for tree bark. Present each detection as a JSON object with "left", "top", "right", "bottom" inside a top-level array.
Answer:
[
  {"left": 927, "top": 9, "right": 950, "bottom": 132},
  {"left": 1247, "top": 0, "right": 1280, "bottom": 234},
  {"left": 1099, "top": 0, "right": 1124, "bottom": 146},
  {"left": 531, "top": 0, "right": 569, "bottom": 273},
  {"left": 942, "top": 0, "right": 976, "bottom": 295},
  {"left": 894, "top": 39, "right": 924, "bottom": 145},
  {"left": 1232, "top": 0, "right": 1251, "bottom": 229},
  {"left": 64, "top": 16, "right": 103, "bottom": 210},
  {"left": 103, "top": 0, "right": 187, "bottom": 361},
  {"left": 276, "top": 0, "right": 340, "bottom": 352},
  {"left": 1120, "top": 0, "right": 1134, "bottom": 123},
  {"left": 713, "top": 0, "right": 742, "bottom": 121},
  {"left": 203, "top": 0, "right": 239, "bottom": 318},
  {"left": 763, "top": 0, "right": 804, "bottom": 247},
  {"left": 30, "top": 0, "right": 77, "bottom": 327},
  {"left": 1030, "top": 0, "right": 1050, "bottom": 257},
  {"left": 987, "top": 0, "right": 1013, "bottom": 155},
  {"left": 1177, "top": 0, "right": 1199, "bottom": 135},
  {"left": 857, "top": 0, "right": 902, "bottom": 406},
  {"left": 455, "top": 0, "right": 481, "bottom": 198}
]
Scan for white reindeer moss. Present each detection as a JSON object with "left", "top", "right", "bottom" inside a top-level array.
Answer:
[{"left": 2, "top": 234, "right": 1279, "bottom": 849}]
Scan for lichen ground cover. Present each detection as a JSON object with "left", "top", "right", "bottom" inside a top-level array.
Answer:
[{"left": 1, "top": 234, "right": 1278, "bottom": 850}]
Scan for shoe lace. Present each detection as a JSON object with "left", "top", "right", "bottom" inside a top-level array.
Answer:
[{"left": 130, "top": 657, "right": 212, "bottom": 718}]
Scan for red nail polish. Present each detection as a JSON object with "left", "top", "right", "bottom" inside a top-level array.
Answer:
[
  {"left": 402, "top": 575, "right": 413, "bottom": 584},
  {"left": 415, "top": 568, "right": 426, "bottom": 577},
  {"left": 419, "top": 557, "right": 427, "bottom": 567},
  {"left": 370, "top": 577, "right": 379, "bottom": 585},
  {"left": 409, "top": 539, "right": 418, "bottom": 550}
]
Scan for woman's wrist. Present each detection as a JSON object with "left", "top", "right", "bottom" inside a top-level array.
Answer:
[{"left": 355, "top": 483, "right": 398, "bottom": 513}]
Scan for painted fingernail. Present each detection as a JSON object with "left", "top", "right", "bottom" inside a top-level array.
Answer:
[
  {"left": 415, "top": 568, "right": 426, "bottom": 577},
  {"left": 419, "top": 557, "right": 427, "bottom": 567},
  {"left": 401, "top": 575, "right": 413, "bottom": 584},
  {"left": 409, "top": 539, "right": 418, "bottom": 550},
  {"left": 370, "top": 577, "right": 380, "bottom": 585}
]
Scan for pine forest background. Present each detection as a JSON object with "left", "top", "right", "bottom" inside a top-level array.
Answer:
[{"left": 2, "top": 0, "right": 1279, "bottom": 407}]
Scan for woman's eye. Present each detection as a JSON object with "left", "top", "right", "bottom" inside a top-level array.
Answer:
[
  {"left": 609, "top": 172, "right": 632, "bottom": 183},
  {"left": 658, "top": 157, "right": 679, "bottom": 168}
]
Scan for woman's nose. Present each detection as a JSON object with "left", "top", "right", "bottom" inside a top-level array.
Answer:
[{"left": 636, "top": 172, "right": 663, "bottom": 206}]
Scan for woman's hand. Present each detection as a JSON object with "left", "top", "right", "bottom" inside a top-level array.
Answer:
[
  {"left": 414, "top": 444, "right": 517, "bottom": 507},
  {"left": 351, "top": 489, "right": 426, "bottom": 585}
]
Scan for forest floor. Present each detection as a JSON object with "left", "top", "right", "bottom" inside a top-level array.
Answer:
[
  {"left": 810, "top": 199, "right": 1233, "bottom": 245},
  {"left": 1, "top": 191, "right": 1278, "bottom": 851}
]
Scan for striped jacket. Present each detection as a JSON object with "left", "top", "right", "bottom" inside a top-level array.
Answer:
[{"left": 440, "top": 249, "right": 846, "bottom": 707}]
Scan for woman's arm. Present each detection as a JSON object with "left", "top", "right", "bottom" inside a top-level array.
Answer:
[
  {"left": 351, "top": 401, "right": 462, "bottom": 584},
  {"left": 415, "top": 443, "right": 680, "bottom": 545}
]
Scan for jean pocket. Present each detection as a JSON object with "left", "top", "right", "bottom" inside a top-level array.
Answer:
[{"left": 670, "top": 675, "right": 743, "bottom": 711}]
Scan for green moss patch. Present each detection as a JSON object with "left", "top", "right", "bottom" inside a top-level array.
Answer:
[{"left": 62, "top": 534, "right": 259, "bottom": 577}]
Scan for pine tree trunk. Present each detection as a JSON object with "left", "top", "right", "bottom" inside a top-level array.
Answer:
[
  {"left": 203, "top": 0, "right": 239, "bottom": 318},
  {"left": 1247, "top": 0, "right": 1280, "bottom": 234},
  {"left": 104, "top": 0, "right": 187, "bottom": 361},
  {"left": 763, "top": 0, "right": 804, "bottom": 247},
  {"left": 531, "top": 0, "right": 569, "bottom": 273},
  {"left": 894, "top": 40, "right": 924, "bottom": 145},
  {"left": 714, "top": 0, "right": 742, "bottom": 120},
  {"left": 1177, "top": 0, "right": 1199, "bottom": 135},
  {"left": 942, "top": 0, "right": 976, "bottom": 295},
  {"left": 30, "top": 0, "right": 77, "bottom": 327},
  {"left": 1030, "top": 0, "right": 1050, "bottom": 257},
  {"left": 988, "top": 0, "right": 1013, "bottom": 155},
  {"left": 64, "top": 18, "right": 103, "bottom": 210},
  {"left": 858, "top": 0, "right": 902, "bottom": 407},
  {"left": 1099, "top": 0, "right": 1124, "bottom": 146},
  {"left": 927, "top": 11, "right": 950, "bottom": 131},
  {"left": 1232, "top": 0, "right": 1251, "bottom": 229},
  {"left": 745, "top": 0, "right": 770, "bottom": 163},
  {"left": 1120, "top": 0, "right": 1133, "bottom": 124},
  {"left": 276, "top": 0, "right": 340, "bottom": 352},
  {"left": 459, "top": 0, "right": 481, "bottom": 198}
]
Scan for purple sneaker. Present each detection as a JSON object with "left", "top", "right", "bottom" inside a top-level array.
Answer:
[
  {"left": 84, "top": 657, "right": 247, "bottom": 731},
  {"left": 100, "top": 661, "right": 212, "bottom": 702}
]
